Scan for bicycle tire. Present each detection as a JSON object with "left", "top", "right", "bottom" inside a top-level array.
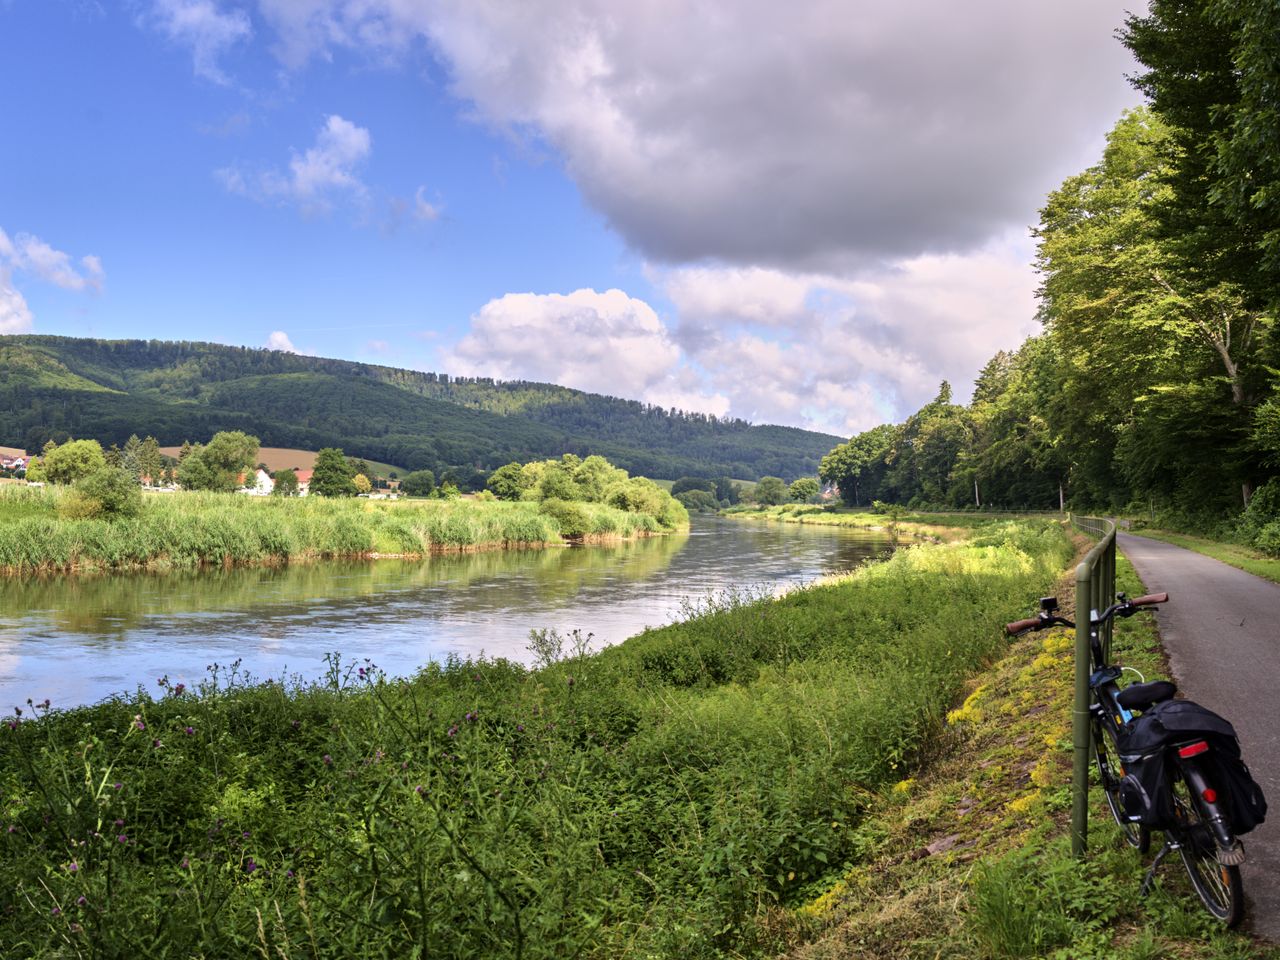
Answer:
[
  {"left": 1169, "top": 773, "right": 1244, "bottom": 927},
  {"left": 1091, "top": 717, "right": 1151, "bottom": 852}
]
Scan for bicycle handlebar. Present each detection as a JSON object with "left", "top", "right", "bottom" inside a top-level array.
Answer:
[{"left": 1005, "top": 592, "right": 1169, "bottom": 636}]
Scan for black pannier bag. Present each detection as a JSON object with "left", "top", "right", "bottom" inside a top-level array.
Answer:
[{"left": 1115, "top": 698, "right": 1267, "bottom": 834}]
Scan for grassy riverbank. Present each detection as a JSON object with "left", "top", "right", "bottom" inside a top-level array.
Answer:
[
  {"left": 0, "top": 518, "right": 1071, "bottom": 958},
  {"left": 0, "top": 486, "right": 681, "bottom": 574},
  {"left": 789, "top": 555, "right": 1274, "bottom": 960},
  {"left": 721, "top": 503, "right": 997, "bottom": 541}
]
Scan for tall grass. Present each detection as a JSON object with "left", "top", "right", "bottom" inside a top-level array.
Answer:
[
  {"left": 0, "top": 486, "right": 674, "bottom": 574},
  {"left": 0, "top": 519, "right": 1072, "bottom": 957}
]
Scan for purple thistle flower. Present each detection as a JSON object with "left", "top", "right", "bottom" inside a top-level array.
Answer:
[
  {"left": 38, "top": 699, "right": 49, "bottom": 710},
  {"left": 414, "top": 785, "right": 425, "bottom": 795},
  {"left": 51, "top": 907, "right": 61, "bottom": 917},
  {"left": 323, "top": 754, "right": 332, "bottom": 766},
  {"left": 76, "top": 896, "right": 87, "bottom": 907},
  {"left": 185, "top": 726, "right": 195, "bottom": 736},
  {"left": 117, "top": 834, "right": 128, "bottom": 844},
  {"left": 152, "top": 739, "right": 162, "bottom": 749},
  {"left": 517, "top": 724, "right": 524, "bottom": 732},
  {"left": 180, "top": 858, "right": 189, "bottom": 869},
  {"left": 174, "top": 683, "right": 185, "bottom": 695},
  {"left": 245, "top": 857, "right": 258, "bottom": 873},
  {"left": 133, "top": 715, "right": 146, "bottom": 731},
  {"left": 113, "top": 782, "right": 122, "bottom": 791},
  {"left": 67, "top": 861, "right": 78, "bottom": 873},
  {"left": 447, "top": 725, "right": 458, "bottom": 738}
]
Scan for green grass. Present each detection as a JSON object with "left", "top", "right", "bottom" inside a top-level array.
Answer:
[
  {"left": 1128, "top": 527, "right": 1280, "bottom": 584},
  {"left": 789, "top": 554, "right": 1273, "bottom": 960},
  {"left": 0, "top": 518, "right": 1072, "bottom": 958},
  {"left": 0, "top": 486, "right": 681, "bottom": 574}
]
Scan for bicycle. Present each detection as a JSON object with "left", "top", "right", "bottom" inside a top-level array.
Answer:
[{"left": 1006, "top": 592, "right": 1247, "bottom": 927}]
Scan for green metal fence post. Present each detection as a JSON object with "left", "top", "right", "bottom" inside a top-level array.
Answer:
[{"left": 1072, "top": 556, "right": 1092, "bottom": 856}]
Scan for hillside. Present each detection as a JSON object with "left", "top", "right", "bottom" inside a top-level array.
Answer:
[{"left": 0, "top": 336, "right": 842, "bottom": 481}]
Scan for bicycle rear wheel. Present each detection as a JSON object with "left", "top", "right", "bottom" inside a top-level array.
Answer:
[
  {"left": 1169, "top": 772, "right": 1244, "bottom": 927},
  {"left": 1091, "top": 717, "right": 1150, "bottom": 852}
]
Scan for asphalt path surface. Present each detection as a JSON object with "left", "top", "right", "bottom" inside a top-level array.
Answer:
[{"left": 1118, "top": 532, "right": 1280, "bottom": 941}]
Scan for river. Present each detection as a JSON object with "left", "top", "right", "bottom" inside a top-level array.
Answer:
[{"left": 0, "top": 516, "right": 892, "bottom": 711}]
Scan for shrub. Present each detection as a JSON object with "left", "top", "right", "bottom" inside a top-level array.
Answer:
[
  {"left": 61, "top": 467, "right": 142, "bottom": 520},
  {"left": 1255, "top": 520, "right": 1280, "bottom": 557},
  {"left": 539, "top": 497, "right": 591, "bottom": 538}
]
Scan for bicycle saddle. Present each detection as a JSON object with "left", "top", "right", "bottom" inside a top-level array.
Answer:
[{"left": 1117, "top": 680, "right": 1177, "bottom": 711}]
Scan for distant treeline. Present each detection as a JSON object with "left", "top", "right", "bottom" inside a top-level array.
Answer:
[
  {"left": 0, "top": 337, "right": 840, "bottom": 482},
  {"left": 825, "top": 6, "right": 1280, "bottom": 525}
]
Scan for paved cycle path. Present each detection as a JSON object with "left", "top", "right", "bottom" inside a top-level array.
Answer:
[{"left": 1118, "top": 532, "right": 1280, "bottom": 941}]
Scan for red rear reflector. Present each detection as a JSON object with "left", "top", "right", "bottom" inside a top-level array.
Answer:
[
  {"left": 1179, "top": 741, "right": 1210, "bottom": 758},
  {"left": 1203, "top": 788, "right": 1218, "bottom": 803}
]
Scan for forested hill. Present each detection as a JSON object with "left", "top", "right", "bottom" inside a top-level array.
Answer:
[{"left": 0, "top": 336, "right": 840, "bottom": 481}]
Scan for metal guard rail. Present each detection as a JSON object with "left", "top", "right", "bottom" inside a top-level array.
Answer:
[{"left": 1069, "top": 514, "right": 1116, "bottom": 856}]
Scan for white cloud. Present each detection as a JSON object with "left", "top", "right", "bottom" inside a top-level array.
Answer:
[
  {"left": 0, "top": 272, "right": 33, "bottom": 335},
  {"left": 147, "top": 0, "right": 253, "bottom": 85},
  {"left": 266, "top": 330, "right": 297, "bottom": 352},
  {"left": 219, "top": 114, "right": 372, "bottom": 212},
  {"left": 237, "top": 0, "right": 1139, "bottom": 271},
  {"left": 0, "top": 228, "right": 104, "bottom": 292},
  {"left": 442, "top": 288, "right": 685, "bottom": 402},
  {"left": 0, "top": 227, "right": 105, "bottom": 335}
]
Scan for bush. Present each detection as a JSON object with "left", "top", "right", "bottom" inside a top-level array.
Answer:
[
  {"left": 539, "top": 498, "right": 591, "bottom": 538},
  {"left": 60, "top": 467, "right": 142, "bottom": 520},
  {"left": 1255, "top": 520, "right": 1280, "bottom": 557}
]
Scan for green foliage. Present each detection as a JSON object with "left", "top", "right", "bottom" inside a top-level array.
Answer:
[
  {"left": 352, "top": 473, "right": 372, "bottom": 494},
  {"left": 788, "top": 477, "right": 819, "bottom": 502},
  {"left": 671, "top": 476, "right": 715, "bottom": 496},
  {"left": 538, "top": 497, "right": 591, "bottom": 538},
  {"left": 0, "top": 336, "right": 840, "bottom": 483},
  {"left": 66, "top": 466, "right": 143, "bottom": 520},
  {"left": 271, "top": 468, "right": 299, "bottom": 497},
  {"left": 310, "top": 447, "right": 356, "bottom": 498},
  {"left": 486, "top": 462, "right": 528, "bottom": 500},
  {"left": 41, "top": 438, "right": 106, "bottom": 485},
  {"left": 675, "top": 489, "right": 719, "bottom": 513},
  {"left": 178, "top": 431, "right": 260, "bottom": 493},
  {"left": 0, "top": 519, "right": 1071, "bottom": 956},
  {"left": 753, "top": 476, "right": 788, "bottom": 505},
  {"left": 400, "top": 469, "right": 435, "bottom": 497}
]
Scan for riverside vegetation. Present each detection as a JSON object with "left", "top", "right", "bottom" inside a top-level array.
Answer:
[
  {"left": 0, "top": 518, "right": 1071, "bottom": 958},
  {"left": 0, "top": 460, "right": 688, "bottom": 575}
]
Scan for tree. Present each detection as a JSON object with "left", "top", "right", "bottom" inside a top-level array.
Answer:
[
  {"left": 42, "top": 439, "right": 107, "bottom": 485},
  {"left": 788, "top": 477, "right": 820, "bottom": 502},
  {"left": 272, "top": 468, "right": 300, "bottom": 497},
  {"left": 713, "top": 477, "right": 739, "bottom": 504},
  {"left": 753, "top": 476, "right": 788, "bottom": 505},
  {"left": 137, "top": 436, "right": 164, "bottom": 485},
  {"left": 70, "top": 467, "right": 143, "bottom": 519},
  {"left": 1036, "top": 109, "right": 1264, "bottom": 509},
  {"left": 400, "top": 469, "right": 436, "bottom": 497},
  {"left": 820, "top": 424, "right": 895, "bottom": 506},
  {"left": 310, "top": 447, "right": 357, "bottom": 497},
  {"left": 353, "top": 473, "right": 372, "bottom": 494},
  {"left": 178, "top": 431, "right": 260, "bottom": 492},
  {"left": 486, "top": 462, "right": 528, "bottom": 500},
  {"left": 671, "top": 477, "right": 715, "bottom": 496}
]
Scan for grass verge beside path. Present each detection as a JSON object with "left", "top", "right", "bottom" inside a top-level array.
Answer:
[
  {"left": 1, "top": 518, "right": 1071, "bottom": 958},
  {"left": 721, "top": 504, "right": 985, "bottom": 542},
  {"left": 0, "top": 485, "right": 680, "bottom": 575},
  {"left": 786, "top": 553, "right": 1275, "bottom": 960},
  {"left": 1130, "top": 527, "right": 1280, "bottom": 585}
]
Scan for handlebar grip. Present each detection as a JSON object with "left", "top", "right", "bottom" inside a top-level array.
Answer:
[
  {"left": 1006, "top": 617, "right": 1041, "bottom": 635},
  {"left": 1130, "top": 593, "right": 1168, "bottom": 607}
]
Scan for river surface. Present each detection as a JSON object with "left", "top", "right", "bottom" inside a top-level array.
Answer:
[{"left": 0, "top": 516, "right": 892, "bottom": 711}]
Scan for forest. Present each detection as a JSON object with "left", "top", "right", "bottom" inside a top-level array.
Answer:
[
  {"left": 822, "top": 2, "right": 1280, "bottom": 530},
  {"left": 0, "top": 338, "right": 840, "bottom": 483}
]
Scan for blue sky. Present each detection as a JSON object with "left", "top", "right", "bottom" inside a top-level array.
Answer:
[{"left": 0, "top": 0, "right": 1143, "bottom": 434}]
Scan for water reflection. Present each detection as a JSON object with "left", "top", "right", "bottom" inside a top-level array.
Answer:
[{"left": 0, "top": 517, "right": 890, "bottom": 710}]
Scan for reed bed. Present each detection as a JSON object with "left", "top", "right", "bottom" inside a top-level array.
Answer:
[{"left": 0, "top": 486, "right": 675, "bottom": 574}]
